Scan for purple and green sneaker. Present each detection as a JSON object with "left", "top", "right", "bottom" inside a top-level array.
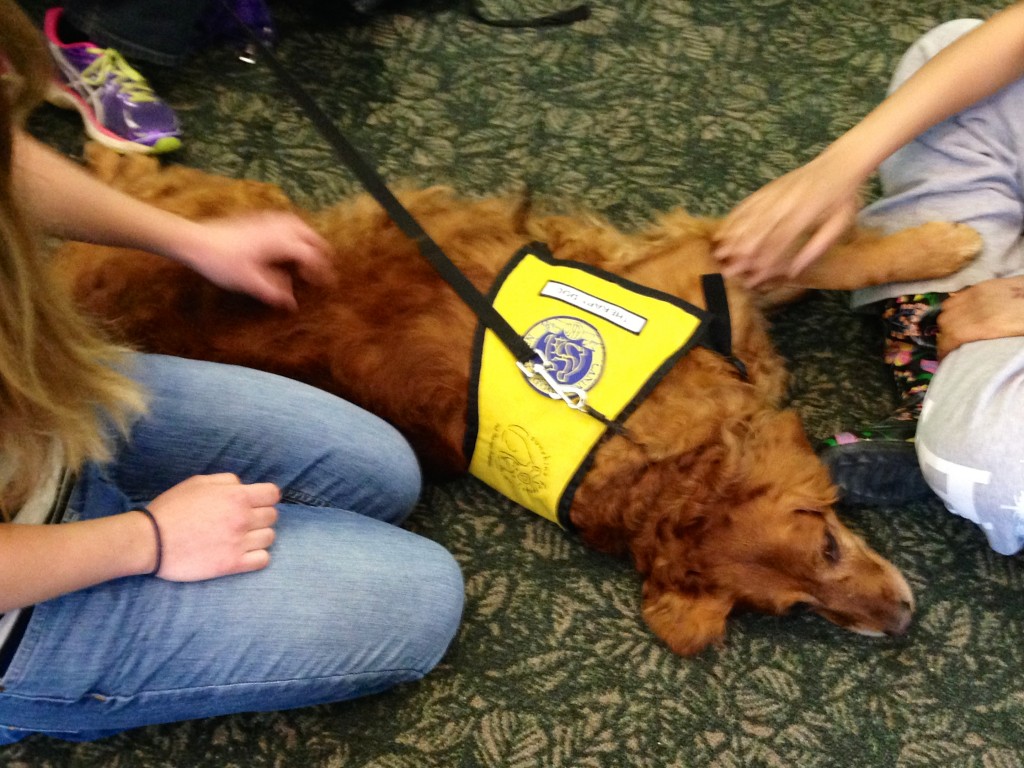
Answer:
[{"left": 43, "top": 7, "right": 182, "bottom": 154}]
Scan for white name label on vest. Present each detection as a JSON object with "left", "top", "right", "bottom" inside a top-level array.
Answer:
[{"left": 540, "top": 281, "right": 648, "bottom": 334}]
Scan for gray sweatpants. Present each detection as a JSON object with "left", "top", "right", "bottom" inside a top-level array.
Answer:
[{"left": 854, "top": 20, "right": 1024, "bottom": 554}]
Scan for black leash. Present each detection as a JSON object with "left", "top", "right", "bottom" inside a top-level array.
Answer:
[
  {"left": 221, "top": 3, "right": 746, "bottom": 415},
  {"left": 238, "top": 18, "right": 540, "bottom": 365}
]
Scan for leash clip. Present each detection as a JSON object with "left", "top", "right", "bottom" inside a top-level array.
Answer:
[{"left": 517, "top": 350, "right": 589, "bottom": 412}]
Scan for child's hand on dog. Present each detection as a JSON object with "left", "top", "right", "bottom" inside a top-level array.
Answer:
[
  {"left": 177, "top": 212, "right": 335, "bottom": 311},
  {"left": 712, "top": 151, "right": 861, "bottom": 288}
]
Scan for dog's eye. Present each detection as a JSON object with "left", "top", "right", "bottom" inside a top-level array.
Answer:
[{"left": 823, "top": 531, "right": 840, "bottom": 564}]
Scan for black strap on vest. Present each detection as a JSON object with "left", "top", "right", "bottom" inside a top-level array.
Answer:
[
  {"left": 701, "top": 274, "right": 749, "bottom": 381},
  {"left": 468, "top": 1, "right": 591, "bottom": 28}
]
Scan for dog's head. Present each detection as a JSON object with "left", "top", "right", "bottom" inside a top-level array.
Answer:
[{"left": 630, "top": 409, "right": 913, "bottom": 655}]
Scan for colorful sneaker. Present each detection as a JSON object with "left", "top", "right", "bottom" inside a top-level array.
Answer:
[{"left": 43, "top": 7, "right": 182, "bottom": 154}]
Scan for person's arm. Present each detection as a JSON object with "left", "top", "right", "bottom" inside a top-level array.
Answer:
[
  {"left": 714, "top": 2, "right": 1024, "bottom": 286},
  {"left": 12, "top": 131, "right": 333, "bottom": 310},
  {"left": 0, "top": 473, "right": 279, "bottom": 612},
  {"left": 937, "top": 275, "right": 1024, "bottom": 358},
  {"left": 0, "top": 509, "right": 158, "bottom": 611}
]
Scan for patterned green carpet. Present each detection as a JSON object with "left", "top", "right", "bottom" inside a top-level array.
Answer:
[{"left": 12, "top": 0, "right": 1024, "bottom": 765}]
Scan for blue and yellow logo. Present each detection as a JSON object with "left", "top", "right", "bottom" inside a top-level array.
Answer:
[{"left": 522, "top": 316, "right": 605, "bottom": 396}]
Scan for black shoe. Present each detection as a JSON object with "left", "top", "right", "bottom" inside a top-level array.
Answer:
[{"left": 817, "top": 420, "right": 931, "bottom": 506}]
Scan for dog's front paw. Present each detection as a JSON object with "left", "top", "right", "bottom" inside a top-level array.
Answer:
[{"left": 913, "top": 221, "right": 983, "bottom": 276}]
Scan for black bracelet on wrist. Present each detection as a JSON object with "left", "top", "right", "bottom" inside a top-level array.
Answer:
[{"left": 131, "top": 506, "right": 162, "bottom": 576}]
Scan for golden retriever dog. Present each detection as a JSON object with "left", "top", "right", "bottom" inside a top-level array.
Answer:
[{"left": 53, "top": 145, "right": 982, "bottom": 655}]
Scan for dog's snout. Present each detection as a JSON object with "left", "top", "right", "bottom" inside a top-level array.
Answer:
[{"left": 885, "top": 599, "right": 914, "bottom": 637}]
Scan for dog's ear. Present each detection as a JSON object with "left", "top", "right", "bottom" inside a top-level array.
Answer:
[{"left": 641, "top": 581, "right": 734, "bottom": 656}]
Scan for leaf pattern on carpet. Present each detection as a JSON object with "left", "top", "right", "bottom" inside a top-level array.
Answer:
[{"left": 14, "top": 0, "right": 1022, "bottom": 765}]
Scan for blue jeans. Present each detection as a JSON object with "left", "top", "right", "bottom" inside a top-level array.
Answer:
[{"left": 0, "top": 354, "right": 464, "bottom": 742}]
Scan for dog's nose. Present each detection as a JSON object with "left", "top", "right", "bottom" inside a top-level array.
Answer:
[{"left": 885, "top": 599, "right": 914, "bottom": 636}]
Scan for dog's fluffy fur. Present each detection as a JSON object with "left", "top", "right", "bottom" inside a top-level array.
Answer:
[{"left": 54, "top": 146, "right": 983, "bottom": 655}]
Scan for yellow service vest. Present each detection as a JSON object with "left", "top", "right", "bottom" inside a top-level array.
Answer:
[{"left": 465, "top": 244, "right": 715, "bottom": 529}]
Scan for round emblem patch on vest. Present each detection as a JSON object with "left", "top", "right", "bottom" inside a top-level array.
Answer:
[{"left": 522, "top": 315, "right": 605, "bottom": 396}]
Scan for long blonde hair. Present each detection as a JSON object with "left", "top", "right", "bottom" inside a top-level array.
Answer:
[{"left": 0, "top": 0, "right": 145, "bottom": 518}]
